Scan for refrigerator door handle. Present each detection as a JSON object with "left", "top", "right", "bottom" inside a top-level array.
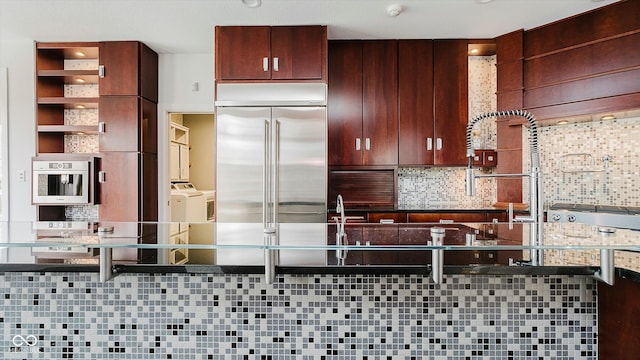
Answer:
[
  {"left": 274, "top": 119, "right": 280, "bottom": 224},
  {"left": 263, "top": 120, "right": 270, "bottom": 228}
]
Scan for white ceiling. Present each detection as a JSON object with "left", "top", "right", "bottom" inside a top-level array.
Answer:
[{"left": 0, "top": 0, "right": 616, "bottom": 54}]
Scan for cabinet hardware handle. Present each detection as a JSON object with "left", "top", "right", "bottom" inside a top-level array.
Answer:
[
  {"left": 365, "top": 138, "right": 371, "bottom": 151},
  {"left": 427, "top": 137, "right": 433, "bottom": 151},
  {"left": 98, "top": 122, "right": 105, "bottom": 133},
  {"left": 263, "top": 57, "right": 269, "bottom": 72},
  {"left": 355, "top": 138, "right": 361, "bottom": 151},
  {"left": 436, "top": 138, "right": 443, "bottom": 151},
  {"left": 98, "top": 171, "right": 106, "bottom": 183},
  {"left": 98, "top": 65, "right": 105, "bottom": 78},
  {"left": 273, "top": 57, "right": 279, "bottom": 71}
]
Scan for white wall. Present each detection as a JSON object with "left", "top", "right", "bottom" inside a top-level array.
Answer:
[
  {"left": 158, "top": 53, "right": 215, "bottom": 222},
  {"left": 0, "top": 39, "right": 37, "bottom": 222},
  {"left": 183, "top": 113, "right": 215, "bottom": 191}
]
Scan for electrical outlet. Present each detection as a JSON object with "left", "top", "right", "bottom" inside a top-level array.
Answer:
[{"left": 18, "top": 170, "right": 26, "bottom": 182}]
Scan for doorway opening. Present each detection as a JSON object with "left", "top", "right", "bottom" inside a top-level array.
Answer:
[{"left": 168, "top": 112, "right": 215, "bottom": 265}]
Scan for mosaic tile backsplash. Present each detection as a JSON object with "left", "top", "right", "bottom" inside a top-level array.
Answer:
[
  {"left": 534, "top": 115, "right": 640, "bottom": 207},
  {"left": 398, "top": 167, "right": 496, "bottom": 209},
  {"left": 0, "top": 273, "right": 596, "bottom": 359}
]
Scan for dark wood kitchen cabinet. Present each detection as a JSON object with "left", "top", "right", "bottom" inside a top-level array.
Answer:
[
  {"left": 99, "top": 152, "right": 158, "bottom": 224},
  {"left": 398, "top": 40, "right": 434, "bottom": 165},
  {"left": 215, "top": 25, "right": 327, "bottom": 82},
  {"left": 98, "top": 96, "right": 157, "bottom": 153},
  {"left": 99, "top": 41, "right": 158, "bottom": 102},
  {"left": 97, "top": 41, "right": 159, "bottom": 258},
  {"left": 432, "top": 40, "right": 469, "bottom": 166},
  {"left": 398, "top": 39, "right": 468, "bottom": 166},
  {"left": 328, "top": 40, "right": 398, "bottom": 166},
  {"left": 407, "top": 212, "right": 487, "bottom": 223}
]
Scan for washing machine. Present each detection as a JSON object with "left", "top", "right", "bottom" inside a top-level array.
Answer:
[
  {"left": 199, "top": 190, "right": 216, "bottom": 222},
  {"left": 171, "top": 183, "right": 207, "bottom": 222}
]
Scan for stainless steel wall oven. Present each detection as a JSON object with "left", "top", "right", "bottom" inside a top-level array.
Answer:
[{"left": 32, "top": 160, "right": 90, "bottom": 204}]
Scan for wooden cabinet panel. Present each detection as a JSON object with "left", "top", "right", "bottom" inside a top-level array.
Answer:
[
  {"left": 328, "top": 169, "right": 396, "bottom": 210},
  {"left": 398, "top": 40, "right": 434, "bottom": 165},
  {"left": 99, "top": 152, "right": 140, "bottom": 222},
  {"left": 525, "top": 33, "right": 640, "bottom": 89},
  {"left": 598, "top": 277, "right": 640, "bottom": 359},
  {"left": 140, "top": 153, "right": 158, "bottom": 223},
  {"left": 99, "top": 41, "right": 158, "bottom": 102},
  {"left": 328, "top": 41, "right": 363, "bottom": 166},
  {"left": 368, "top": 212, "right": 406, "bottom": 224},
  {"left": 495, "top": 30, "right": 524, "bottom": 204},
  {"left": 271, "top": 26, "right": 325, "bottom": 80},
  {"left": 99, "top": 152, "right": 157, "bottom": 223},
  {"left": 215, "top": 26, "right": 271, "bottom": 80},
  {"left": 362, "top": 40, "right": 398, "bottom": 165},
  {"left": 524, "top": 0, "right": 640, "bottom": 58},
  {"left": 215, "top": 25, "right": 326, "bottom": 82},
  {"left": 524, "top": 68, "right": 640, "bottom": 110},
  {"left": 327, "top": 40, "right": 398, "bottom": 166},
  {"left": 407, "top": 212, "right": 487, "bottom": 223},
  {"left": 99, "top": 96, "right": 157, "bottom": 153},
  {"left": 520, "top": 1, "right": 640, "bottom": 120},
  {"left": 433, "top": 40, "right": 468, "bottom": 166}
]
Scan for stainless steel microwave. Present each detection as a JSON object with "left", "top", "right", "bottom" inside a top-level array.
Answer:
[{"left": 32, "top": 160, "right": 90, "bottom": 204}]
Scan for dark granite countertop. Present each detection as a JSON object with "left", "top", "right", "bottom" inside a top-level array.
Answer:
[{"left": 3, "top": 263, "right": 639, "bottom": 284}]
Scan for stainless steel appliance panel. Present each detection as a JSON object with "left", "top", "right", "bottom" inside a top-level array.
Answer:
[
  {"left": 216, "top": 107, "right": 270, "bottom": 223},
  {"left": 32, "top": 160, "right": 90, "bottom": 204},
  {"left": 274, "top": 106, "right": 327, "bottom": 223}
]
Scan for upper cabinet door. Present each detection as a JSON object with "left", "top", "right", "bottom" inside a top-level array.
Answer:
[
  {"left": 215, "top": 26, "right": 272, "bottom": 80},
  {"left": 433, "top": 40, "right": 468, "bottom": 166},
  {"left": 328, "top": 41, "right": 363, "bottom": 166},
  {"left": 99, "top": 41, "right": 158, "bottom": 102},
  {"left": 398, "top": 40, "right": 434, "bottom": 166},
  {"left": 362, "top": 40, "right": 398, "bottom": 166},
  {"left": 215, "top": 25, "right": 327, "bottom": 82},
  {"left": 271, "top": 26, "right": 325, "bottom": 80},
  {"left": 99, "top": 96, "right": 157, "bottom": 153},
  {"left": 327, "top": 40, "right": 398, "bottom": 166}
]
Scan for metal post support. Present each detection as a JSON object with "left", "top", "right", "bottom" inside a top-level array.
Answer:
[
  {"left": 595, "top": 248, "right": 615, "bottom": 286},
  {"left": 593, "top": 227, "right": 616, "bottom": 285},
  {"left": 99, "top": 247, "right": 114, "bottom": 283},
  {"left": 431, "top": 227, "right": 445, "bottom": 284},
  {"left": 264, "top": 233, "right": 277, "bottom": 284}
]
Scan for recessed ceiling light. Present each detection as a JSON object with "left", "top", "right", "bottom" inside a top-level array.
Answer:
[
  {"left": 75, "top": 105, "right": 85, "bottom": 109},
  {"left": 75, "top": 51, "right": 85, "bottom": 57},
  {"left": 469, "top": 48, "right": 479, "bottom": 54},
  {"left": 242, "top": 0, "right": 261, "bottom": 8},
  {"left": 600, "top": 114, "right": 616, "bottom": 120},
  {"left": 75, "top": 78, "right": 85, "bottom": 83},
  {"left": 557, "top": 120, "right": 569, "bottom": 125},
  {"left": 476, "top": 0, "right": 495, "bottom": 3}
]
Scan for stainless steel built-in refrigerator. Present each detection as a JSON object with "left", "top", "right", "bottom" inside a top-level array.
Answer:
[{"left": 215, "top": 83, "right": 327, "bottom": 265}]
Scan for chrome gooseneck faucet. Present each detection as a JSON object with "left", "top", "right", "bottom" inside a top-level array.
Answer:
[
  {"left": 465, "top": 110, "right": 544, "bottom": 266},
  {"left": 334, "top": 194, "right": 348, "bottom": 265}
]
